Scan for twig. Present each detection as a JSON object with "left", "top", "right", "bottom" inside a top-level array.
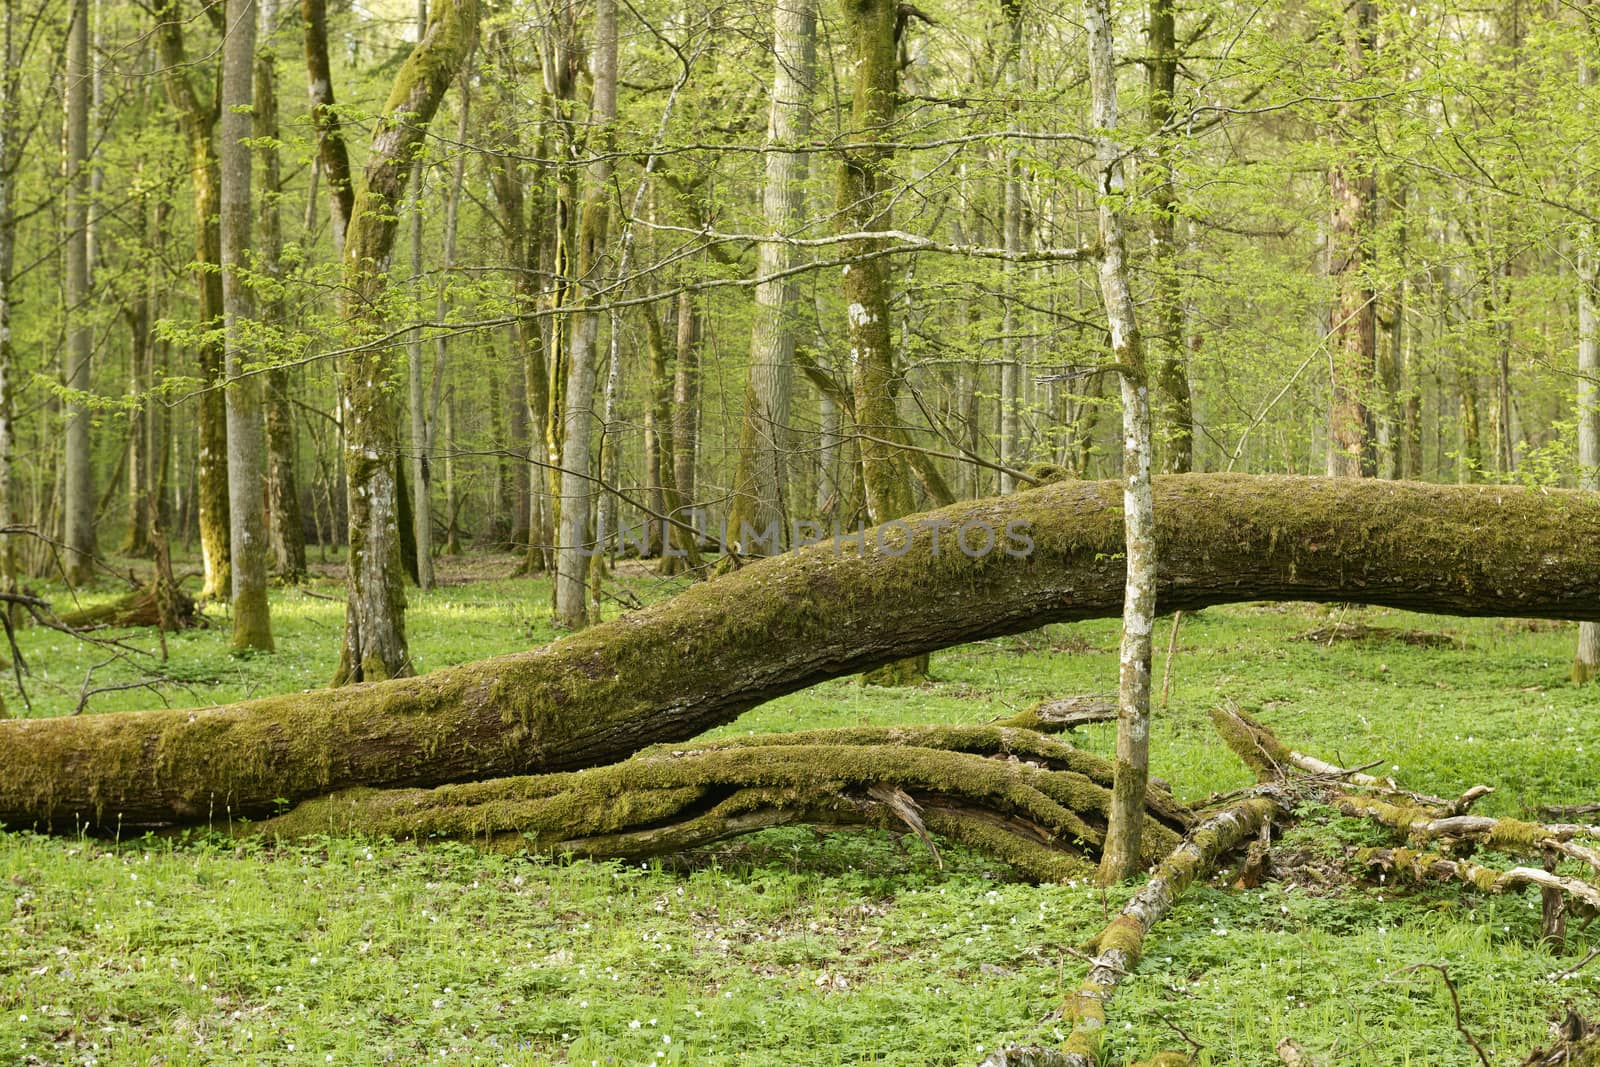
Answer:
[
  {"left": 1160, "top": 611, "right": 1182, "bottom": 709},
  {"left": 1385, "top": 964, "right": 1490, "bottom": 1067}
]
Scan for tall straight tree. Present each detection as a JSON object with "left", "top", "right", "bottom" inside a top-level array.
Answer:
[
  {"left": 837, "top": 0, "right": 925, "bottom": 683},
  {"left": 404, "top": 0, "right": 437, "bottom": 591},
  {"left": 1088, "top": 0, "right": 1157, "bottom": 885},
  {"left": 998, "top": 0, "right": 1024, "bottom": 493},
  {"left": 220, "top": 0, "right": 272, "bottom": 650},
  {"left": 725, "top": 0, "right": 817, "bottom": 554},
  {"left": 302, "top": 0, "right": 353, "bottom": 251},
  {"left": 256, "top": 0, "right": 306, "bottom": 583},
  {"left": 1577, "top": 24, "right": 1599, "bottom": 684},
  {"left": 1147, "top": 0, "right": 1192, "bottom": 473},
  {"left": 1326, "top": 0, "right": 1376, "bottom": 478},
  {"left": 63, "top": 0, "right": 94, "bottom": 583},
  {"left": 154, "top": 0, "right": 230, "bottom": 600},
  {"left": 333, "top": 0, "right": 478, "bottom": 683},
  {"left": 553, "top": 0, "right": 616, "bottom": 629}
]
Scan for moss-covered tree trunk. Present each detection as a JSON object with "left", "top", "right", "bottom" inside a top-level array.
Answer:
[
  {"left": 154, "top": 0, "right": 230, "bottom": 602},
  {"left": 7, "top": 475, "right": 1600, "bottom": 831},
  {"left": 332, "top": 0, "right": 478, "bottom": 683},
  {"left": 1326, "top": 0, "right": 1376, "bottom": 478},
  {"left": 838, "top": 0, "right": 926, "bottom": 684}
]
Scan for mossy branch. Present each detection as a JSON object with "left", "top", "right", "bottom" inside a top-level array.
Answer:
[{"left": 981, "top": 794, "right": 1279, "bottom": 1067}]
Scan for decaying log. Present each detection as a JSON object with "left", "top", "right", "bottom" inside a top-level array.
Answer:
[
  {"left": 10, "top": 474, "right": 1600, "bottom": 830},
  {"left": 1523, "top": 1013, "right": 1600, "bottom": 1066},
  {"left": 1360, "top": 847, "right": 1600, "bottom": 915},
  {"left": 246, "top": 735, "right": 1188, "bottom": 878},
  {"left": 980, "top": 794, "right": 1279, "bottom": 1067},
  {"left": 55, "top": 584, "right": 199, "bottom": 631}
]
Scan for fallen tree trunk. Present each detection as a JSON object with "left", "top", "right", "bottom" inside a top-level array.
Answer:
[
  {"left": 244, "top": 728, "right": 1190, "bottom": 878},
  {"left": 8, "top": 474, "right": 1600, "bottom": 830}
]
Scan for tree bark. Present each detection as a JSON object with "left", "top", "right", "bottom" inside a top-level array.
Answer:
[
  {"left": 63, "top": 0, "right": 95, "bottom": 584},
  {"left": 301, "top": 0, "right": 353, "bottom": 251},
  {"left": 6, "top": 475, "right": 1600, "bottom": 830},
  {"left": 0, "top": 0, "right": 20, "bottom": 590},
  {"left": 725, "top": 0, "right": 817, "bottom": 556},
  {"left": 1085, "top": 0, "right": 1157, "bottom": 886},
  {"left": 221, "top": 0, "right": 273, "bottom": 651},
  {"left": 999, "top": 2, "right": 1025, "bottom": 494},
  {"left": 154, "top": 0, "right": 231, "bottom": 602},
  {"left": 1147, "top": 0, "right": 1192, "bottom": 475},
  {"left": 1326, "top": 0, "right": 1376, "bottom": 478},
  {"left": 553, "top": 0, "right": 616, "bottom": 629},
  {"left": 333, "top": 0, "right": 478, "bottom": 683},
  {"left": 838, "top": 0, "right": 925, "bottom": 684},
  {"left": 1578, "top": 41, "right": 1599, "bottom": 683}
]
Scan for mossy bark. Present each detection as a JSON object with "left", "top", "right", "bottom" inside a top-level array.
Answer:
[
  {"left": 153, "top": 0, "right": 229, "bottom": 601},
  {"left": 982, "top": 795, "right": 1277, "bottom": 1067},
  {"left": 246, "top": 733, "right": 1182, "bottom": 880},
  {"left": 332, "top": 0, "right": 478, "bottom": 683},
  {"left": 8, "top": 475, "right": 1600, "bottom": 828}
]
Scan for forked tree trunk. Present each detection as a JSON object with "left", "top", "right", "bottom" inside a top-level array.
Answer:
[{"left": 6, "top": 475, "right": 1600, "bottom": 831}]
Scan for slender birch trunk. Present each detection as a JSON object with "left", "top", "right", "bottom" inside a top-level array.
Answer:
[{"left": 1087, "top": 0, "right": 1157, "bottom": 885}]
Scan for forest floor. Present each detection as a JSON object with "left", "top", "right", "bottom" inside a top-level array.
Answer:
[{"left": 3, "top": 554, "right": 1600, "bottom": 1064}]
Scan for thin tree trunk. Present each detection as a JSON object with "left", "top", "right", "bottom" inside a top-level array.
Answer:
[
  {"left": 837, "top": 0, "right": 925, "bottom": 684},
  {"left": 333, "top": 0, "right": 478, "bottom": 683},
  {"left": 1576, "top": 33, "right": 1600, "bottom": 683},
  {"left": 0, "top": 0, "right": 17, "bottom": 590},
  {"left": 301, "top": 0, "right": 353, "bottom": 251},
  {"left": 221, "top": 0, "right": 273, "bottom": 650},
  {"left": 403, "top": 0, "right": 436, "bottom": 591},
  {"left": 260, "top": 8, "right": 307, "bottom": 585},
  {"left": 1148, "top": 0, "right": 1192, "bottom": 475},
  {"left": 63, "top": 0, "right": 95, "bottom": 584},
  {"left": 999, "top": 2, "right": 1024, "bottom": 493},
  {"left": 1087, "top": 0, "right": 1156, "bottom": 886},
  {"left": 672, "top": 290, "right": 700, "bottom": 520},
  {"left": 154, "top": 0, "right": 230, "bottom": 601},
  {"left": 553, "top": 0, "right": 615, "bottom": 628},
  {"left": 726, "top": 0, "right": 816, "bottom": 552}
]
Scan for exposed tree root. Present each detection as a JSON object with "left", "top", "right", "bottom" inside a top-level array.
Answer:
[
  {"left": 1523, "top": 1013, "right": 1600, "bottom": 1065},
  {"left": 247, "top": 735, "right": 1190, "bottom": 878},
  {"left": 980, "top": 794, "right": 1279, "bottom": 1067}
]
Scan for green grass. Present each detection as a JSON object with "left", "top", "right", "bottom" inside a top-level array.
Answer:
[{"left": 4, "top": 559, "right": 1600, "bottom": 1064}]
